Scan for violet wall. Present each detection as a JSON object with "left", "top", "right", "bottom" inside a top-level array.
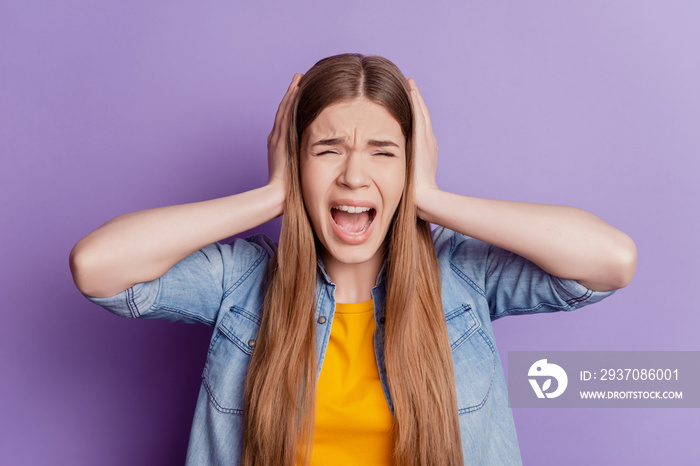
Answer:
[{"left": 1, "top": 1, "right": 698, "bottom": 464}]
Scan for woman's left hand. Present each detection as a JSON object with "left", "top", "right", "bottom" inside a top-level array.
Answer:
[
  {"left": 406, "top": 78, "right": 636, "bottom": 291},
  {"left": 408, "top": 78, "right": 440, "bottom": 210}
]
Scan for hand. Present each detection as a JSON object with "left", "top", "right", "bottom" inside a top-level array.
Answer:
[
  {"left": 408, "top": 78, "right": 440, "bottom": 208},
  {"left": 266, "top": 74, "right": 302, "bottom": 192}
]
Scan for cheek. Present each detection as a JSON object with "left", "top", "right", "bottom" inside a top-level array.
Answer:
[
  {"left": 384, "top": 165, "right": 407, "bottom": 206},
  {"left": 300, "top": 162, "right": 326, "bottom": 217}
]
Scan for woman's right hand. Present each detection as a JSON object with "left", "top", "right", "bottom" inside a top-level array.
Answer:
[
  {"left": 266, "top": 74, "right": 302, "bottom": 193},
  {"left": 71, "top": 75, "right": 302, "bottom": 298}
]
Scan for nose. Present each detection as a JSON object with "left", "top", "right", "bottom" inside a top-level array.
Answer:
[{"left": 337, "top": 151, "right": 370, "bottom": 189}]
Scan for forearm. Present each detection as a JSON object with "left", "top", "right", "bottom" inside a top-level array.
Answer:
[
  {"left": 70, "top": 182, "right": 285, "bottom": 298},
  {"left": 416, "top": 188, "right": 637, "bottom": 291}
]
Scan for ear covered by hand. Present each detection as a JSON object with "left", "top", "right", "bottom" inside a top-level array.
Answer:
[
  {"left": 266, "top": 73, "right": 303, "bottom": 191},
  {"left": 407, "top": 78, "right": 440, "bottom": 204}
]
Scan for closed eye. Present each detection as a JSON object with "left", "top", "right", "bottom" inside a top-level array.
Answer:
[
  {"left": 315, "top": 150, "right": 340, "bottom": 156},
  {"left": 374, "top": 152, "right": 396, "bottom": 157}
]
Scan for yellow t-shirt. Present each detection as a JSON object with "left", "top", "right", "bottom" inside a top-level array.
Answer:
[{"left": 309, "top": 300, "right": 394, "bottom": 465}]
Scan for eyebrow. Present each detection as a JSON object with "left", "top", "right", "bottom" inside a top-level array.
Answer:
[{"left": 310, "top": 137, "right": 400, "bottom": 148}]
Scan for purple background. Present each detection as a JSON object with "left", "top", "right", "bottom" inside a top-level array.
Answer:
[{"left": 1, "top": 1, "right": 698, "bottom": 464}]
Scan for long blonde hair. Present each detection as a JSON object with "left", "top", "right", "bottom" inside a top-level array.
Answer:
[{"left": 242, "top": 54, "right": 463, "bottom": 465}]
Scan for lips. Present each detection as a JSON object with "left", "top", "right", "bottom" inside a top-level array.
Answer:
[
  {"left": 328, "top": 200, "right": 377, "bottom": 243},
  {"left": 331, "top": 205, "right": 376, "bottom": 234}
]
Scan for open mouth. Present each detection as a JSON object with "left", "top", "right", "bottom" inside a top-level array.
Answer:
[{"left": 330, "top": 205, "right": 376, "bottom": 235}]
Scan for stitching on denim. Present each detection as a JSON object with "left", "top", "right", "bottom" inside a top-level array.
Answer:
[
  {"left": 491, "top": 301, "right": 569, "bottom": 319},
  {"left": 126, "top": 287, "right": 140, "bottom": 318},
  {"left": 564, "top": 288, "right": 592, "bottom": 307},
  {"left": 445, "top": 303, "right": 471, "bottom": 321},
  {"left": 492, "top": 280, "right": 595, "bottom": 319},
  {"left": 315, "top": 288, "right": 330, "bottom": 376},
  {"left": 553, "top": 279, "right": 579, "bottom": 300},
  {"left": 316, "top": 284, "right": 326, "bottom": 313},
  {"left": 450, "top": 261, "right": 486, "bottom": 298},
  {"left": 201, "top": 321, "right": 252, "bottom": 414},
  {"left": 207, "top": 331, "right": 222, "bottom": 356},
  {"left": 218, "top": 321, "right": 255, "bottom": 356},
  {"left": 150, "top": 305, "right": 216, "bottom": 326},
  {"left": 202, "top": 377, "right": 243, "bottom": 415},
  {"left": 478, "top": 327, "right": 496, "bottom": 354},
  {"left": 222, "top": 248, "right": 267, "bottom": 301},
  {"left": 553, "top": 277, "right": 595, "bottom": 307},
  {"left": 448, "top": 305, "right": 481, "bottom": 351},
  {"left": 217, "top": 307, "right": 261, "bottom": 356},
  {"left": 458, "top": 329, "right": 497, "bottom": 414},
  {"left": 229, "top": 305, "right": 261, "bottom": 325}
]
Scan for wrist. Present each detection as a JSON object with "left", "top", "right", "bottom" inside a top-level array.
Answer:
[
  {"left": 415, "top": 186, "right": 441, "bottom": 222},
  {"left": 262, "top": 180, "right": 287, "bottom": 217}
]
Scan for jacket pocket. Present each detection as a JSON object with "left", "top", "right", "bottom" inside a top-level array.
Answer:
[
  {"left": 202, "top": 305, "right": 261, "bottom": 414},
  {"left": 446, "top": 304, "right": 496, "bottom": 413}
]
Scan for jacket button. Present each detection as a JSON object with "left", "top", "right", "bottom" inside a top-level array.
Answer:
[
  {"left": 317, "top": 316, "right": 327, "bottom": 324},
  {"left": 248, "top": 339, "right": 256, "bottom": 348},
  {"left": 379, "top": 317, "right": 386, "bottom": 324}
]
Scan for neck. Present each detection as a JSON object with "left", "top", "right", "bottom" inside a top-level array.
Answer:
[{"left": 321, "top": 247, "right": 384, "bottom": 304}]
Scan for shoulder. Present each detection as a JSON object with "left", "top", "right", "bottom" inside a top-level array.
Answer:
[
  {"left": 223, "top": 233, "right": 277, "bottom": 259},
  {"left": 431, "top": 226, "right": 494, "bottom": 301},
  {"left": 214, "top": 233, "right": 277, "bottom": 289},
  {"left": 432, "top": 226, "right": 491, "bottom": 270}
]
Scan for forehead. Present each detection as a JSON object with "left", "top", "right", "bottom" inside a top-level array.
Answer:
[{"left": 303, "top": 98, "right": 404, "bottom": 144}]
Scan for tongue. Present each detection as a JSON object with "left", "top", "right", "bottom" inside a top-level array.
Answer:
[{"left": 331, "top": 210, "right": 370, "bottom": 233}]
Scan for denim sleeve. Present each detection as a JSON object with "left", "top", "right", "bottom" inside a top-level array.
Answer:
[
  {"left": 433, "top": 227, "right": 615, "bottom": 321},
  {"left": 84, "top": 234, "right": 276, "bottom": 327}
]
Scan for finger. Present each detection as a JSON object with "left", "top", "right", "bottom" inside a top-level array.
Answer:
[
  {"left": 408, "top": 81, "right": 428, "bottom": 134},
  {"left": 273, "top": 78, "right": 295, "bottom": 131},
  {"left": 409, "top": 79, "right": 434, "bottom": 134},
  {"left": 279, "top": 75, "right": 301, "bottom": 131},
  {"left": 290, "top": 73, "right": 302, "bottom": 89},
  {"left": 407, "top": 77, "right": 417, "bottom": 91},
  {"left": 277, "top": 86, "right": 298, "bottom": 145},
  {"left": 278, "top": 74, "right": 301, "bottom": 119},
  {"left": 270, "top": 74, "right": 302, "bottom": 143}
]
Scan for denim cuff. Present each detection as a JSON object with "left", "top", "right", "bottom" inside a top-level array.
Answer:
[
  {"left": 551, "top": 276, "right": 616, "bottom": 310},
  {"left": 84, "top": 279, "right": 160, "bottom": 319}
]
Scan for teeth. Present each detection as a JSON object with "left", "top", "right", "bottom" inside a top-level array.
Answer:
[{"left": 332, "top": 205, "right": 372, "bottom": 213}]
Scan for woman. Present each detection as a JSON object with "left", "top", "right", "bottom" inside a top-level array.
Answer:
[{"left": 70, "top": 54, "right": 636, "bottom": 465}]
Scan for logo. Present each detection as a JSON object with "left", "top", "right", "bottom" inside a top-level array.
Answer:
[{"left": 528, "top": 359, "right": 568, "bottom": 398}]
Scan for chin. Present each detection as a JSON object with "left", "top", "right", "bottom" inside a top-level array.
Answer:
[{"left": 320, "top": 237, "right": 386, "bottom": 267}]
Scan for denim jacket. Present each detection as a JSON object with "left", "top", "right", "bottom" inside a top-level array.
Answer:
[{"left": 86, "top": 227, "right": 614, "bottom": 465}]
